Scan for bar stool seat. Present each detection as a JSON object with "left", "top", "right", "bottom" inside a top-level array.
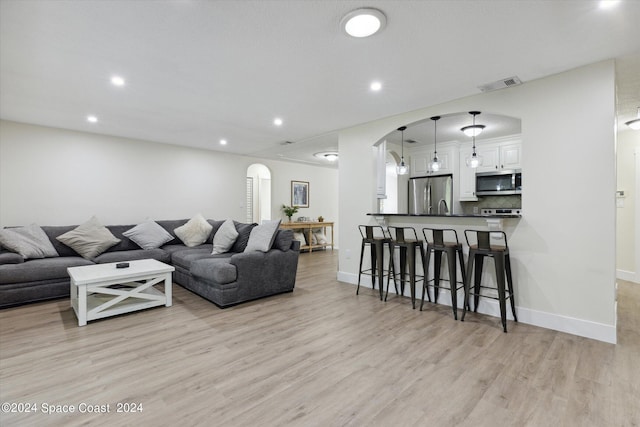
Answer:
[
  {"left": 462, "top": 230, "right": 517, "bottom": 332},
  {"left": 357, "top": 225, "right": 396, "bottom": 300},
  {"left": 421, "top": 228, "right": 467, "bottom": 319},
  {"left": 385, "top": 226, "right": 427, "bottom": 309}
]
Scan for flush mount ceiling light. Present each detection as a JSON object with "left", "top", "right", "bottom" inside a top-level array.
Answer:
[
  {"left": 86, "top": 115, "right": 98, "bottom": 123},
  {"left": 396, "top": 126, "right": 409, "bottom": 175},
  {"left": 219, "top": 139, "right": 228, "bottom": 145},
  {"left": 430, "top": 116, "right": 441, "bottom": 172},
  {"left": 273, "top": 117, "right": 283, "bottom": 126},
  {"left": 626, "top": 107, "right": 640, "bottom": 130},
  {"left": 314, "top": 152, "right": 339, "bottom": 162},
  {"left": 461, "top": 122, "right": 486, "bottom": 137},
  {"left": 341, "top": 8, "right": 386, "bottom": 38}
]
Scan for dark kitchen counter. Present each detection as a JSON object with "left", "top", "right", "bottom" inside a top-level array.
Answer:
[{"left": 367, "top": 213, "right": 522, "bottom": 219}]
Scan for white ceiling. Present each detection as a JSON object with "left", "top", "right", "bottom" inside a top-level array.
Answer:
[{"left": 1, "top": 0, "right": 639, "bottom": 169}]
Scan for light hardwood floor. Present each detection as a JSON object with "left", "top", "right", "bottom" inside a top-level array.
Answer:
[{"left": 1, "top": 250, "right": 639, "bottom": 426}]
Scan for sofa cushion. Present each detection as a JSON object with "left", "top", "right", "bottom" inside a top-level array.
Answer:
[
  {"left": 0, "top": 224, "right": 59, "bottom": 259},
  {"left": 56, "top": 216, "right": 121, "bottom": 259},
  {"left": 0, "top": 251, "right": 25, "bottom": 265},
  {"left": 93, "top": 248, "right": 170, "bottom": 264},
  {"left": 156, "top": 219, "right": 187, "bottom": 244},
  {"left": 212, "top": 219, "right": 239, "bottom": 254},
  {"left": 230, "top": 222, "right": 257, "bottom": 253},
  {"left": 244, "top": 220, "right": 281, "bottom": 253},
  {"left": 42, "top": 225, "right": 82, "bottom": 257},
  {"left": 171, "top": 247, "right": 227, "bottom": 271},
  {"left": 174, "top": 213, "right": 213, "bottom": 247},
  {"left": 0, "top": 256, "right": 94, "bottom": 285},
  {"left": 272, "top": 229, "right": 294, "bottom": 252},
  {"left": 191, "top": 258, "right": 237, "bottom": 285},
  {"left": 123, "top": 220, "right": 174, "bottom": 250}
]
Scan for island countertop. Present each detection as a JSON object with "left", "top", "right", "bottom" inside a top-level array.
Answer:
[{"left": 367, "top": 213, "right": 522, "bottom": 219}]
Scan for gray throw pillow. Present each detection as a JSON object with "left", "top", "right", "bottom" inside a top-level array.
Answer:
[
  {"left": 123, "top": 220, "right": 174, "bottom": 250},
  {"left": 212, "top": 219, "right": 239, "bottom": 254},
  {"left": 56, "top": 216, "right": 121, "bottom": 259},
  {"left": 244, "top": 219, "right": 282, "bottom": 253},
  {"left": 174, "top": 213, "right": 213, "bottom": 247},
  {"left": 0, "top": 223, "right": 59, "bottom": 259}
]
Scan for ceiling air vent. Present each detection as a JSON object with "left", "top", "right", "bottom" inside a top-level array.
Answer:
[{"left": 478, "top": 76, "right": 522, "bottom": 92}]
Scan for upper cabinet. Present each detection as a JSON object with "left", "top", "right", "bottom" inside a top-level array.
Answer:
[
  {"left": 476, "top": 139, "right": 522, "bottom": 173},
  {"left": 410, "top": 144, "right": 454, "bottom": 177}
]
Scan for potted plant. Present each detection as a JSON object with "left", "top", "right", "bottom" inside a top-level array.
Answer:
[
  {"left": 282, "top": 204, "right": 299, "bottom": 222},
  {"left": 318, "top": 215, "right": 324, "bottom": 222}
]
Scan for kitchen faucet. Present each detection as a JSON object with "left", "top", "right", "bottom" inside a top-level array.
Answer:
[{"left": 438, "top": 199, "right": 449, "bottom": 215}]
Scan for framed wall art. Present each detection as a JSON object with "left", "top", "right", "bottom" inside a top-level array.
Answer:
[{"left": 291, "top": 180, "right": 309, "bottom": 208}]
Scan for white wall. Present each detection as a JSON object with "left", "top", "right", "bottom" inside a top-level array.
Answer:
[
  {"left": 616, "top": 129, "right": 640, "bottom": 282},
  {"left": 338, "top": 61, "right": 617, "bottom": 343},
  {"left": 0, "top": 120, "right": 339, "bottom": 246}
]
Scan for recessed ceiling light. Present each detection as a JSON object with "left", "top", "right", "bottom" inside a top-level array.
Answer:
[
  {"left": 86, "top": 115, "right": 98, "bottom": 123},
  {"left": 370, "top": 81, "right": 382, "bottom": 91},
  {"left": 274, "top": 118, "right": 283, "bottom": 126},
  {"left": 110, "top": 75, "right": 125, "bottom": 86},
  {"left": 599, "top": 0, "right": 620, "bottom": 9},
  {"left": 341, "top": 8, "right": 386, "bottom": 38},
  {"left": 220, "top": 139, "right": 228, "bottom": 145}
]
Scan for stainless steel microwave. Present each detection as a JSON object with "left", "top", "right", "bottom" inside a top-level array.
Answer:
[{"left": 476, "top": 169, "right": 522, "bottom": 196}]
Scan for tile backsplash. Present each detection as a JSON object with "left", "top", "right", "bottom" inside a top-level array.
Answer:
[{"left": 460, "top": 195, "right": 521, "bottom": 215}]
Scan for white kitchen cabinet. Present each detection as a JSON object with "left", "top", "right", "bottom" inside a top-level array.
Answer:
[
  {"left": 410, "top": 145, "right": 454, "bottom": 177},
  {"left": 459, "top": 146, "right": 478, "bottom": 201},
  {"left": 376, "top": 141, "right": 386, "bottom": 198},
  {"left": 475, "top": 140, "right": 521, "bottom": 172},
  {"left": 500, "top": 143, "right": 522, "bottom": 170}
]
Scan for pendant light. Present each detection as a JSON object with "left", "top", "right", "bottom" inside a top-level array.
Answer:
[
  {"left": 430, "top": 116, "right": 441, "bottom": 172},
  {"left": 396, "top": 126, "right": 409, "bottom": 175},
  {"left": 626, "top": 107, "right": 640, "bottom": 130},
  {"left": 464, "top": 111, "right": 483, "bottom": 168}
]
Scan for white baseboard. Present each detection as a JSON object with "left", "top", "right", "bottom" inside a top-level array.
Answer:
[
  {"left": 616, "top": 269, "right": 639, "bottom": 284},
  {"left": 337, "top": 271, "right": 617, "bottom": 344}
]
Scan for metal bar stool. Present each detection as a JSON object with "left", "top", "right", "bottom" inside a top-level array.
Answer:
[
  {"left": 357, "top": 225, "right": 397, "bottom": 300},
  {"left": 421, "top": 228, "right": 467, "bottom": 319},
  {"left": 461, "top": 230, "right": 517, "bottom": 332},
  {"left": 385, "top": 226, "right": 427, "bottom": 309}
]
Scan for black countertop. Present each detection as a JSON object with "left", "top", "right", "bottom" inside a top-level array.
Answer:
[{"left": 367, "top": 213, "right": 522, "bottom": 219}]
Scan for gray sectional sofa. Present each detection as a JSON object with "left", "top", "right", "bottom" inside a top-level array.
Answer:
[{"left": 0, "top": 219, "right": 300, "bottom": 309}]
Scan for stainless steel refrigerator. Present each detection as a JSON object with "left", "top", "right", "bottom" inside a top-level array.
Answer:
[{"left": 408, "top": 174, "right": 453, "bottom": 215}]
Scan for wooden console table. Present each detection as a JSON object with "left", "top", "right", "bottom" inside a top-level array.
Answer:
[{"left": 280, "top": 221, "right": 334, "bottom": 253}]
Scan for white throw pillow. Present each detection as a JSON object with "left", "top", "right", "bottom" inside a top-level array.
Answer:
[
  {"left": 123, "top": 220, "right": 174, "bottom": 250},
  {"left": 293, "top": 232, "right": 306, "bottom": 245},
  {"left": 313, "top": 231, "right": 328, "bottom": 244},
  {"left": 0, "top": 223, "right": 59, "bottom": 259},
  {"left": 212, "top": 219, "right": 239, "bottom": 254},
  {"left": 244, "top": 219, "right": 281, "bottom": 253},
  {"left": 56, "top": 216, "right": 121, "bottom": 259},
  {"left": 174, "top": 213, "right": 213, "bottom": 247}
]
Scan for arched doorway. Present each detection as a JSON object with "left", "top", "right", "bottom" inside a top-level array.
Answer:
[{"left": 246, "top": 164, "right": 271, "bottom": 224}]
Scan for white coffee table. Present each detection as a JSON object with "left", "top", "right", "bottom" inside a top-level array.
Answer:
[{"left": 68, "top": 259, "right": 175, "bottom": 326}]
